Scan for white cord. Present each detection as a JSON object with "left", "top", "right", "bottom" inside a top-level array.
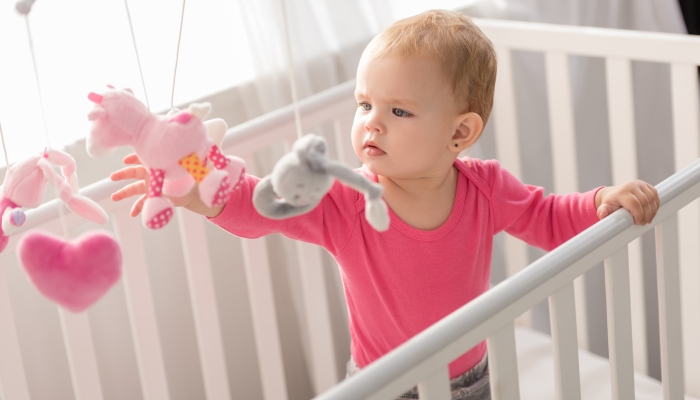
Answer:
[
  {"left": 24, "top": 16, "right": 70, "bottom": 239},
  {"left": 0, "top": 123, "right": 10, "bottom": 169},
  {"left": 281, "top": 0, "right": 303, "bottom": 139},
  {"left": 171, "top": 0, "right": 187, "bottom": 111},
  {"left": 123, "top": 0, "right": 151, "bottom": 111}
]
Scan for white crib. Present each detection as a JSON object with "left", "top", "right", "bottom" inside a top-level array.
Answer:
[{"left": 0, "top": 18, "right": 699, "bottom": 400}]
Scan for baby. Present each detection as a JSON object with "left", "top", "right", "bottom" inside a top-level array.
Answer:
[{"left": 110, "top": 9, "right": 659, "bottom": 399}]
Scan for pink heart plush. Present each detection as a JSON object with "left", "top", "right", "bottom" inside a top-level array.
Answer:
[{"left": 17, "top": 231, "right": 122, "bottom": 313}]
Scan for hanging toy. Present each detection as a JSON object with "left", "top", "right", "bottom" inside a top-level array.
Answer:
[
  {"left": 0, "top": 149, "right": 108, "bottom": 253},
  {"left": 85, "top": 87, "right": 245, "bottom": 229},
  {"left": 18, "top": 231, "right": 122, "bottom": 313},
  {"left": 253, "top": 134, "right": 390, "bottom": 231}
]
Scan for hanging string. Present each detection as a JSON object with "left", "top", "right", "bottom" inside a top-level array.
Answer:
[
  {"left": 123, "top": 0, "right": 151, "bottom": 111},
  {"left": 23, "top": 15, "right": 70, "bottom": 238},
  {"left": 171, "top": 0, "right": 186, "bottom": 111},
  {"left": 280, "top": 0, "right": 304, "bottom": 139},
  {"left": 0, "top": 123, "right": 10, "bottom": 169}
]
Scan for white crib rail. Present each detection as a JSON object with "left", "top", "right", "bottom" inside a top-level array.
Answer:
[
  {"left": 314, "top": 155, "right": 700, "bottom": 400},
  {"left": 477, "top": 18, "right": 700, "bottom": 383}
]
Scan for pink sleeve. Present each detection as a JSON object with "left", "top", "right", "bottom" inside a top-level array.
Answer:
[
  {"left": 485, "top": 160, "right": 602, "bottom": 251},
  {"left": 207, "top": 174, "right": 358, "bottom": 256}
]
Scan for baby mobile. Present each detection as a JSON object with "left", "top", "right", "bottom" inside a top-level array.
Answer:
[
  {"left": 85, "top": 0, "right": 246, "bottom": 230},
  {"left": 251, "top": 0, "right": 390, "bottom": 231},
  {"left": 6, "top": 0, "right": 122, "bottom": 313}
]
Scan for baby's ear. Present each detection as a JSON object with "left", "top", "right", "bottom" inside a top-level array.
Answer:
[{"left": 451, "top": 112, "right": 483, "bottom": 151}]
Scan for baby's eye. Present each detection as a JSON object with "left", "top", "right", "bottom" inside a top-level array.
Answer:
[
  {"left": 392, "top": 108, "right": 412, "bottom": 117},
  {"left": 358, "top": 102, "right": 371, "bottom": 111}
]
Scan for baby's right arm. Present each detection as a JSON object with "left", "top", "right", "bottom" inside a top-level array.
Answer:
[
  {"left": 110, "top": 153, "right": 226, "bottom": 218},
  {"left": 110, "top": 153, "right": 359, "bottom": 255}
]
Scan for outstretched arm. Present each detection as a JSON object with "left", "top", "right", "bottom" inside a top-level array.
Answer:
[{"left": 110, "top": 153, "right": 225, "bottom": 218}]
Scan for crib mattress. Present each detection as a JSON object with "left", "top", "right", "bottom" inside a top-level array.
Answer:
[{"left": 515, "top": 327, "right": 698, "bottom": 400}]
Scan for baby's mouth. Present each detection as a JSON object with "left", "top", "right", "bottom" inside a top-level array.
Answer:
[{"left": 363, "top": 141, "right": 386, "bottom": 156}]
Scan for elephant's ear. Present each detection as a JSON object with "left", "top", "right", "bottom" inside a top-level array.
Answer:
[{"left": 296, "top": 134, "right": 328, "bottom": 173}]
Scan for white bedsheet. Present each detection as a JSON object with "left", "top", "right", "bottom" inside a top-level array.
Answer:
[{"left": 515, "top": 327, "right": 697, "bottom": 400}]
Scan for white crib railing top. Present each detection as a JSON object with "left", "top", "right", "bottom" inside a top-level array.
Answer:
[
  {"left": 474, "top": 18, "right": 700, "bottom": 64},
  {"left": 313, "top": 157, "right": 700, "bottom": 400}
]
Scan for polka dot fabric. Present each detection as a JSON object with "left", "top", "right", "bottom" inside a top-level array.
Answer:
[
  {"left": 148, "top": 168, "right": 165, "bottom": 197},
  {"left": 178, "top": 153, "right": 210, "bottom": 183},
  {"left": 208, "top": 146, "right": 230, "bottom": 169},
  {"left": 145, "top": 208, "right": 174, "bottom": 229}
]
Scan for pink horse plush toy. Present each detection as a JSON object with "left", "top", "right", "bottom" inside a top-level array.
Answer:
[
  {"left": 86, "top": 87, "right": 245, "bottom": 229},
  {"left": 0, "top": 149, "right": 108, "bottom": 253}
]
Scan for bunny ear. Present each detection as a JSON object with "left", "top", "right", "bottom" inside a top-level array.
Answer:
[
  {"left": 106, "top": 84, "right": 115, "bottom": 89},
  {"left": 66, "top": 194, "right": 108, "bottom": 225},
  {"left": 88, "top": 92, "right": 103, "bottom": 103},
  {"left": 123, "top": 88, "right": 134, "bottom": 94}
]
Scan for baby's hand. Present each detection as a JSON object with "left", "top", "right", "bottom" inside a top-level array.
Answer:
[
  {"left": 595, "top": 180, "right": 660, "bottom": 225},
  {"left": 110, "top": 153, "right": 198, "bottom": 217}
]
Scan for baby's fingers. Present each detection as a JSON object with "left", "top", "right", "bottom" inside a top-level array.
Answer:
[
  {"left": 123, "top": 153, "right": 142, "bottom": 165},
  {"left": 112, "top": 181, "right": 147, "bottom": 201},
  {"left": 130, "top": 194, "right": 147, "bottom": 217},
  {"left": 111, "top": 165, "right": 148, "bottom": 182},
  {"left": 640, "top": 184, "right": 659, "bottom": 223},
  {"left": 597, "top": 203, "right": 620, "bottom": 220}
]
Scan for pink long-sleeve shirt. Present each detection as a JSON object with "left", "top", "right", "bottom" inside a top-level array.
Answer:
[{"left": 208, "top": 157, "right": 601, "bottom": 378}]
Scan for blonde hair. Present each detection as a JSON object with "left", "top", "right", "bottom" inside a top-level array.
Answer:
[{"left": 367, "top": 10, "right": 497, "bottom": 125}]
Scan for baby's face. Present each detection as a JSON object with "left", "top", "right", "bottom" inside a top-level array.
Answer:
[{"left": 352, "top": 53, "right": 463, "bottom": 179}]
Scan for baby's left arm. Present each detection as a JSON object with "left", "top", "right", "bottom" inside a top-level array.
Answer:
[{"left": 595, "top": 180, "right": 660, "bottom": 225}]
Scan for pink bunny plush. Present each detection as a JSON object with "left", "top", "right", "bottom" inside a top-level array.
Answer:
[
  {"left": 86, "top": 87, "right": 245, "bottom": 229},
  {"left": 0, "top": 149, "right": 108, "bottom": 253}
]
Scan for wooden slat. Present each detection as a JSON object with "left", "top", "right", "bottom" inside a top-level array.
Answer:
[
  {"left": 548, "top": 282, "right": 581, "bottom": 400},
  {"left": 655, "top": 214, "right": 685, "bottom": 400},
  {"left": 545, "top": 51, "right": 589, "bottom": 351},
  {"left": 295, "top": 241, "right": 338, "bottom": 393},
  {"left": 59, "top": 309, "right": 105, "bottom": 400},
  {"left": 112, "top": 207, "right": 170, "bottom": 400},
  {"left": 493, "top": 46, "right": 530, "bottom": 327},
  {"left": 604, "top": 246, "right": 636, "bottom": 400},
  {"left": 670, "top": 62, "right": 700, "bottom": 397},
  {"left": 239, "top": 154, "right": 289, "bottom": 400},
  {"left": 417, "top": 366, "right": 451, "bottom": 400},
  {"left": 605, "top": 56, "right": 648, "bottom": 375},
  {"left": 0, "top": 264, "right": 31, "bottom": 400},
  {"left": 487, "top": 321, "right": 520, "bottom": 400},
  {"left": 177, "top": 209, "right": 231, "bottom": 400}
]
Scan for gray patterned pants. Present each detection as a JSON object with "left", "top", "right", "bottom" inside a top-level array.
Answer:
[{"left": 345, "top": 354, "right": 490, "bottom": 400}]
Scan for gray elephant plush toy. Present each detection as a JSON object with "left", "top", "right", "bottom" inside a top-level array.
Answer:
[{"left": 252, "top": 134, "right": 390, "bottom": 232}]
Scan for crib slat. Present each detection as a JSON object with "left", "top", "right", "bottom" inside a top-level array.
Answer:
[
  {"left": 177, "top": 209, "right": 232, "bottom": 400},
  {"left": 493, "top": 46, "right": 530, "bottom": 327},
  {"left": 417, "top": 366, "right": 451, "bottom": 400},
  {"left": 670, "top": 62, "right": 700, "bottom": 396},
  {"left": 295, "top": 242, "right": 338, "bottom": 393},
  {"left": 604, "top": 246, "right": 636, "bottom": 400},
  {"left": 654, "top": 214, "right": 685, "bottom": 400},
  {"left": 112, "top": 208, "right": 170, "bottom": 400},
  {"left": 0, "top": 264, "right": 31, "bottom": 400},
  {"left": 240, "top": 155, "right": 289, "bottom": 400},
  {"left": 59, "top": 309, "right": 105, "bottom": 400},
  {"left": 487, "top": 321, "right": 520, "bottom": 400},
  {"left": 605, "top": 57, "right": 648, "bottom": 375},
  {"left": 544, "top": 51, "right": 590, "bottom": 351},
  {"left": 548, "top": 282, "right": 581, "bottom": 400}
]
